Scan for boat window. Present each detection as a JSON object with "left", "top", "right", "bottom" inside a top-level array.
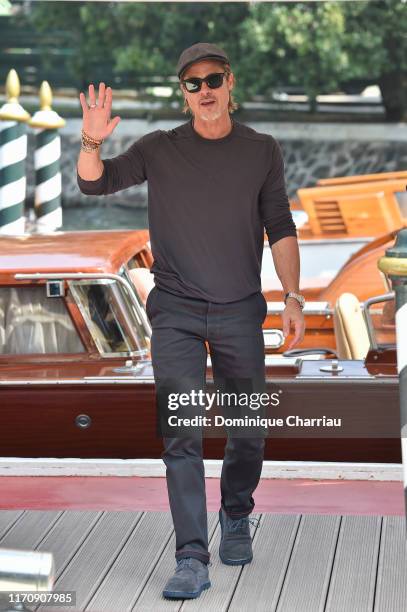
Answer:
[
  {"left": 395, "top": 190, "right": 407, "bottom": 218},
  {"left": 69, "top": 279, "right": 149, "bottom": 357},
  {"left": 364, "top": 295, "right": 396, "bottom": 349},
  {"left": 261, "top": 239, "right": 371, "bottom": 292},
  {"left": 127, "top": 246, "right": 152, "bottom": 270},
  {"left": 0, "top": 286, "right": 85, "bottom": 355}
]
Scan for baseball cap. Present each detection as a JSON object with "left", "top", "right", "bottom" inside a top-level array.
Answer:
[{"left": 176, "top": 42, "right": 230, "bottom": 80}]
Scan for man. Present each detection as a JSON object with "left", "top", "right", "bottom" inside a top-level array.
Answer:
[{"left": 77, "top": 42, "right": 305, "bottom": 600}]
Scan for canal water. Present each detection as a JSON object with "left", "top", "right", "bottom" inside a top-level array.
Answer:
[
  {"left": 61, "top": 206, "right": 309, "bottom": 232},
  {"left": 61, "top": 205, "right": 148, "bottom": 231}
]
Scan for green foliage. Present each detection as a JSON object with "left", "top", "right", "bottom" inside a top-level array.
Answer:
[
  {"left": 237, "top": 2, "right": 347, "bottom": 108},
  {"left": 0, "top": 0, "right": 12, "bottom": 17},
  {"left": 341, "top": 0, "right": 407, "bottom": 77},
  {"left": 4, "top": 0, "right": 407, "bottom": 119}
]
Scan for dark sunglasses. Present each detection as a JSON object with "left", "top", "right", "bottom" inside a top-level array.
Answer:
[{"left": 181, "top": 72, "right": 226, "bottom": 93}]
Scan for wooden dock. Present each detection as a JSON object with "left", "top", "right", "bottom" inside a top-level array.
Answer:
[{"left": 0, "top": 510, "right": 406, "bottom": 611}]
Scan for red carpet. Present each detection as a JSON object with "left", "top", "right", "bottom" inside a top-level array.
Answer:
[{"left": 0, "top": 477, "right": 403, "bottom": 515}]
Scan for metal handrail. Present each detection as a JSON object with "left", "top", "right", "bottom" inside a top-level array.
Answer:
[{"left": 362, "top": 291, "right": 395, "bottom": 350}]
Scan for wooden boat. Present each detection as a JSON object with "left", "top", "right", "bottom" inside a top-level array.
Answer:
[
  {"left": 267, "top": 169, "right": 407, "bottom": 355},
  {"left": 263, "top": 229, "right": 398, "bottom": 356},
  {"left": 293, "top": 173, "right": 407, "bottom": 240},
  {"left": 0, "top": 230, "right": 400, "bottom": 464}
]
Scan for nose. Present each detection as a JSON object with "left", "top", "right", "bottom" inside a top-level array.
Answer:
[{"left": 200, "top": 81, "right": 212, "bottom": 94}]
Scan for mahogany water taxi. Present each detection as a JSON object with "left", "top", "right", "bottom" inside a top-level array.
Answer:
[{"left": 0, "top": 229, "right": 399, "bottom": 464}]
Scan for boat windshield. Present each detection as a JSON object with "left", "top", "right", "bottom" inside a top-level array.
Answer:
[
  {"left": 365, "top": 294, "right": 396, "bottom": 349},
  {"left": 0, "top": 285, "right": 85, "bottom": 355},
  {"left": 261, "top": 238, "right": 371, "bottom": 292},
  {"left": 69, "top": 279, "right": 149, "bottom": 357}
]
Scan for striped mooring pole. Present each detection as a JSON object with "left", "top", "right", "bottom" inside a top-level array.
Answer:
[
  {"left": 28, "top": 81, "right": 65, "bottom": 233},
  {"left": 0, "top": 69, "right": 30, "bottom": 235},
  {"left": 378, "top": 227, "right": 407, "bottom": 531}
]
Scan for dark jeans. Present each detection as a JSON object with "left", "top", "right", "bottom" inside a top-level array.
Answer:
[{"left": 146, "top": 286, "right": 268, "bottom": 564}]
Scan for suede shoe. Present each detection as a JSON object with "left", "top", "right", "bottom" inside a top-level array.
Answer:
[
  {"left": 162, "top": 557, "right": 211, "bottom": 599},
  {"left": 219, "top": 508, "right": 259, "bottom": 565}
]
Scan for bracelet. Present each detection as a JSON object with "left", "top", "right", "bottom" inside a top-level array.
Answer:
[
  {"left": 81, "top": 142, "right": 100, "bottom": 153},
  {"left": 81, "top": 128, "right": 103, "bottom": 145},
  {"left": 81, "top": 129, "right": 104, "bottom": 153}
]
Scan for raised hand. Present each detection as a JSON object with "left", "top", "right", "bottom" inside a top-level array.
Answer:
[{"left": 79, "top": 82, "right": 121, "bottom": 141}]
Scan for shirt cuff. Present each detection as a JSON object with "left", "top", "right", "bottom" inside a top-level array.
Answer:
[
  {"left": 77, "top": 163, "right": 106, "bottom": 194},
  {"left": 266, "top": 227, "right": 298, "bottom": 247}
]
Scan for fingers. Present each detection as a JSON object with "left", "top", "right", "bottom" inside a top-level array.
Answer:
[
  {"left": 97, "top": 82, "right": 106, "bottom": 107},
  {"left": 82, "top": 83, "right": 111, "bottom": 112},
  {"left": 79, "top": 92, "right": 88, "bottom": 115},
  {"left": 287, "top": 322, "right": 301, "bottom": 350},
  {"left": 282, "top": 313, "right": 291, "bottom": 340},
  {"left": 88, "top": 83, "right": 96, "bottom": 107},
  {"left": 104, "top": 87, "right": 113, "bottom": 115},
  {"left": 106, "top": 115, "right": 121, "bottom": 136},
  {"left": 286, "top": 318, "right": 305, "bottom": 350}
]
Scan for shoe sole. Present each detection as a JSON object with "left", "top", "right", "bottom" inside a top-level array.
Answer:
[
  {"left": 219, "top": 552, "right": 253, "bottom": 566},
  {"left": 163, "top": 581, "right": 211, "bottom": 599}
]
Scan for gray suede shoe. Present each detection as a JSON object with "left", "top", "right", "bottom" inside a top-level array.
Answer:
[
  {"left": 162, "top": 557, "right": 211, "bottom": 599},
  {"left": 219, "top": 508, "right": 259, "bottom": 565}
]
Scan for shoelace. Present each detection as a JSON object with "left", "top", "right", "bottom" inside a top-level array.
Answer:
[
  {"left": 175, "top": 558, "right": 194, "bottom": 572},
  {"left": 227, "top": 516, "right": 260, "bottom": 533}
]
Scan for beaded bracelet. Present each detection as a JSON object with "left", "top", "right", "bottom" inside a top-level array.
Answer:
[{"left": 81, "top": 129, "right": 104, "bottom": 153}]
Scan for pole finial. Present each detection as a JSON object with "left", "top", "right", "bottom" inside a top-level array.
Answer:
[
  {"left": 6, "top": 68, "right": 20, "bottom": 103},
  {"left": 39, "top": 81, "right": 53, "bottom": 111},
  {"left": 28, "top": 80, "right": 65, "bottom": 129},
  {"left": 0, "top": 68, "right": 30, "bottom": 121}
]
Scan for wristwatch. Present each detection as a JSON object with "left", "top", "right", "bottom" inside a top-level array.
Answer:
[{"left": 284, "top": 291, "right": 305, "bottom": 309}]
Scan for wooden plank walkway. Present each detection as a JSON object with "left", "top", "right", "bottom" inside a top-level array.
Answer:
[{"left": 0, "top": 510, "right": 406, "bottom": 612}]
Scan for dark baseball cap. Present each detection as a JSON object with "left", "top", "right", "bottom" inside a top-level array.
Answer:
[{"left": 176, "top": 42, "right": 230, "bottom": 79}]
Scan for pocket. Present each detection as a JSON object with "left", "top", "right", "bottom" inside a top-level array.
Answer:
[{"left": 146, "top": 286, "right": 158, "bottom": 321}]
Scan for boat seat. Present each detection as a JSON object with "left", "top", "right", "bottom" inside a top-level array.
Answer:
[{"left": 333, "top": 292, "right": 371, "bottom": 359}]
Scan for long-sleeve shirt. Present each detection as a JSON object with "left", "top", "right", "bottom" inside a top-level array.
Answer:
[{"left": 77, "top": 117, "right": 297, "bottom": 303}]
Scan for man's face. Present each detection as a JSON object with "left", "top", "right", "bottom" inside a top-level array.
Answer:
[{"left": 180, "top": 59, "right": 234, "bottom": 122}]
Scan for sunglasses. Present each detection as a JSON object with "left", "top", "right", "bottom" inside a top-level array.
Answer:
[{"left": 181, "top": 72, "right": 227, "bottom": 93}]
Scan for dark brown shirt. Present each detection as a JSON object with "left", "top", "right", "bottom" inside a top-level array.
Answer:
[{"left": 77, "top": 117, "right": 297, "bottom": 303}]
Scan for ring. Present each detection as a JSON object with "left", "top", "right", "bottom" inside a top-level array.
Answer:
[{"left": 90, "top": 104, "right": 97, "bottom": 108}]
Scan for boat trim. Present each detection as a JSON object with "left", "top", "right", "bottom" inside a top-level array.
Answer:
[
  {"left": 0, "top": 375, "right": 396, "bottom": 385},
  {"left": 267, "top": 301, "right": 333, "bottom": 316},
  {"left": 0, "top": 458, "right": 401, "bottom": 480}
]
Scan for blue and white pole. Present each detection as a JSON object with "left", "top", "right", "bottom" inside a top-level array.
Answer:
[
  {"left": 379, "top": 227, "right": 407, "bottom": 531},
  {"left": 0, "top": 69, "right": 30, "bottom": 234},
  {"left": 28, "top": 81, "right": 66, "bottom": 233}
]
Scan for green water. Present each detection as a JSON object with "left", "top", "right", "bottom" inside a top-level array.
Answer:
[{"left": 61, "top": 205, "right": 148, "bottom": 231}]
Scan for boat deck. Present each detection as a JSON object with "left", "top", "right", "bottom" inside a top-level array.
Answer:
[{"left": 0, "top": 509, "right": 406, "bottom": 612}]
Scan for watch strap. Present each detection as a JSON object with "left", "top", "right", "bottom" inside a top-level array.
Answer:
[{"left": 284, "top": 291, "right": 305, "bottom": 309}]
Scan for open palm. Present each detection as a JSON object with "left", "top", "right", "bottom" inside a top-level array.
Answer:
[{"left": 79, "top": 82, "right": 121, "bottom": 142}]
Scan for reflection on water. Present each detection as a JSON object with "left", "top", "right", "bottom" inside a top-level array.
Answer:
[{"left": 61, "top": 206, "right": 148, "bottom": 231}]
